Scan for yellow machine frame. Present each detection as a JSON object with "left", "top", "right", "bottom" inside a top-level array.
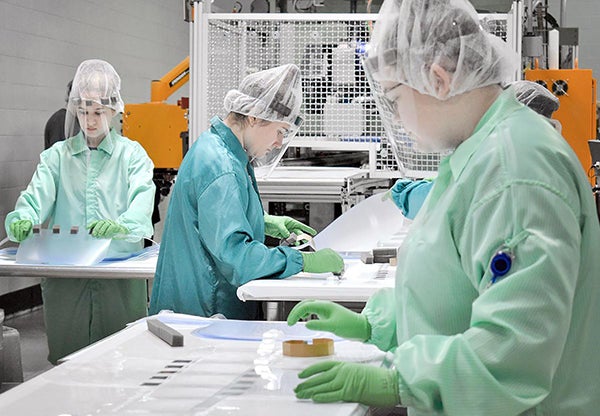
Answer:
[
  {"left": 123, "top": 57, "right": 190, "bottom": 169},
  {"left": 525, "top": 65, "right": 597, "bottom": 176}
]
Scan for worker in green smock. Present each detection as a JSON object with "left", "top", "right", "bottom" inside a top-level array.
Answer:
[
  {"left": 5, "top": 59, "right": 155, "bottom": 364},
  {"left": 287, "top": 0, "right": 600, "bottom": 414},
  {"left": 150, "top": 64, "right": 344, "bottom": 320}
]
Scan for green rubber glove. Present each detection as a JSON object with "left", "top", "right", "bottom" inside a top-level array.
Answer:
[
  {"left": 380, "top": 189, "right": 392, "bottom": 202},
  {"left": 287, "top": 299, "right": 370, "bottom": 341},
  {"left": 295, "top": 361, "right": 400, "bottom": 407},
  {"left": 301, "top": 249, "right": 344, "bottom": 275},
  {"left": 87, "top": 220, "right": 128, "bottom": 239},
  {"left": 264, "top": 214, "right": 317, "bottom": 239},
  {"left": 10, "top": 220, "right": 33, "bottom": 242}
]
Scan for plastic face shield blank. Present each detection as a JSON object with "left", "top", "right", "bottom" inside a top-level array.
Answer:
[
  {"left": 312, "top": 193, "right": 409, "bottom": 253},
  {"left": 16, "top": 227, "right": 111, "bottom": 266}
]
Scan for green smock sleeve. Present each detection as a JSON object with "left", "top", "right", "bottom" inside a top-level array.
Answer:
[
  {"left": 196, "top": 172, "right": 303, "bottom": 287},
  {"left": 5, "top": 149, "right": 59, "bottom": 241},
  {"left": 116, "top": 143, "right": 155, "bottom": 242},
  {"left": 390, "top": 179, "right": 433, "bottom": 220},
  {"left": 362, "top": 288, "right": 398, "bottom": 352},
  {"left": 391, "top": 183, "right": 582, "bottom": 415}
]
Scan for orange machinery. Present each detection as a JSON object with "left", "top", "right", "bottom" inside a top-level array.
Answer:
[
  {"left": 123, "top": 56, "right": 190, "bottom": 190},
  {"left": 525, "top": 64, "right": 597, "bottom": 179},
  {"left": 122, "top": 56, "right": 189, "bottom": 200}
]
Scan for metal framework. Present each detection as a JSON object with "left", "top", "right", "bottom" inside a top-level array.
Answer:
[{"left": 190, "top": 3, "right": 520, "bottom": 179}]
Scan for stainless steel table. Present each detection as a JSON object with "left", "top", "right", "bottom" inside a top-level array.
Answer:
[{"left": 0, "top": 248, "right": 157, "bottom": 280}]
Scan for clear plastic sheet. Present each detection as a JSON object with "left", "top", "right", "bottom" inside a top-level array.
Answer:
[
  {"left": 191, "top": 320, "right": 342, "bottom": 342},
  {"left": 16, "top": 227, "right": 110, "bottom": 265},
  {"left": 312, "top": 193, "right": 410, "bottom": 253}
]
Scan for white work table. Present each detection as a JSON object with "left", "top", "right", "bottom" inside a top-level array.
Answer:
[
  {"left": 0, "top": 313, "right": 387, "bottom": 416},
  {"left": 0, "top": 247, "right": 395, "bottom": 303},
  {"left": 238, "top": 259, "right": 395, "bottom": 303}
]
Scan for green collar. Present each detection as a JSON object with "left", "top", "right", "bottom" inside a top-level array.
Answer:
[
  {"left": 69, "top": 129, "right": 116, "bottom": 156},
  {"left": 210, "top": 116, "right": 249, "bottom": 165},
  {"left": 448, "top": 87, "right": 522, "bottom": 180}
]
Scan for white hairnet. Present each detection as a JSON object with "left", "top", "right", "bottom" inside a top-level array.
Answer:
[
  {"left": 511, "top": 80, "right": 559, "bottom": 118},
  {"left": 223, "top": 64, "right": 303, "bottom": 129},
  {"left": 65, "top": 60, "right": 123, "bottom": 141},
  {"left": 363, "top": 0, "right": 520, "bottom": 100},
  {"left": 68, "top": 59, "right": 124, "bottom": 113}
]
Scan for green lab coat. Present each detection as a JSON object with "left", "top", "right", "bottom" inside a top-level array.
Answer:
[
  {"left": 362, "top": 89, "right": 600, "bottom": 415},
  {"left": 5, "top": 130, "right": 155, "bottom": 363},
  {"left": 150, "top": 117, "right": 303, "bottom": 320}
]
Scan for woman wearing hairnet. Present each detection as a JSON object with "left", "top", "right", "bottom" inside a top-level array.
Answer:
[
  {"left": 389, "top": 80, "right": 563, "bottom": 219},
  {"left": 149, "top": 64, "right": 343, "bottom": 320},
  {"left": 5, "top": 59, "right": 155, "bottom": 364},
  {"left": 287, "top": 0, "right": 600, "bottom": 414}
]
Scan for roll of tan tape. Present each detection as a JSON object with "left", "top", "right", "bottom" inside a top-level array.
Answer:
[{"left": 282, "top": 338, "right": 334, "bottom": 357}]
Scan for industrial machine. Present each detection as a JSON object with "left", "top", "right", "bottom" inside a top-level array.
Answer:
[
  {"left": 183, "top": 1, "right": 520, "bottom": 227},
  {"left": 138, "top": 1, "right": 596, "bottom": 225},
  {"left": 122, "top": 56, "right": 190, "bottom": 199},
  {"left": 187, "top": 2, "right": 520, "bottom": 179},
  {"left": 589, "top": 140, "right": 600, "bottom": 219},
  {"left": 525, "top": 65, "right": 597, "bottom": 174},
  {"left": 520, "top": 0, "right": 598, "bottom": 177}
]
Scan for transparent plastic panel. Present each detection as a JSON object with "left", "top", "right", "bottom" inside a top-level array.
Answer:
[
  {"left": 312, "top": 193, "right": 409, "bottom": 253},
  {"left": 16, "top": 227, "right": 111, "bottom": 266}
]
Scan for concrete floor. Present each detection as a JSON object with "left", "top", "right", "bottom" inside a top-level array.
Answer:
[{"left": 1, "top": 307, "right": 54, "bottom": 393}]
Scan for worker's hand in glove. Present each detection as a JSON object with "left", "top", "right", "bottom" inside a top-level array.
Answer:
[
  {"left": 87, "top": 220, "right": 128, "bottom": 239},
  {"left": 295, "top": 361, "right": 400, "bottom": 407},
  {"left": 287, "top": 299, "right": 370, "bottom": 341},
  {"left": 264, "top": 214, "right": 316, "bottom": 239},
  {"left": 10, "top": 219, "right": 33, "bottom": 242},
  {"left": 301, "top": 249, "right": 344, "bottom": 275}
]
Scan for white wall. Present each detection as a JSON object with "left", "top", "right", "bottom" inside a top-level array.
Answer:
[{"left": 0, "top": 0, "right": 189, "bottom": 294}]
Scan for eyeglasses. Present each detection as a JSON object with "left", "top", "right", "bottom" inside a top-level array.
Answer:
[
  {"left": 379, "top": 82, "right": 403, "bottom": 114},
  {"left": 382, "top": 82, "right": 403, "bottom": 97},
  {"left": 277, "top": 127, "right": 290, "bottom": 139}
]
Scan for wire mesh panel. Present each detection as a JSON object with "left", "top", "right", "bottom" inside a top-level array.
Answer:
[{"left": 202, "top": 13, "right": 512, "bottom": 178}]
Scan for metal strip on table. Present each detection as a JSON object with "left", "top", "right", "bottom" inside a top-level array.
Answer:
[{"left": 0, "top": 253, "right": 157, "bottom": 279}]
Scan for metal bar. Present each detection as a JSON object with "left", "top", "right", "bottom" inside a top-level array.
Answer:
[
  {"left": 560, "top": 0, "right": 567, "bottom": 26},
  {"left": 207, "top": 13, "right": 379, "bottom": 21},
  {"left": 0, "top": 264, "right": 154, "bottom": 279}
]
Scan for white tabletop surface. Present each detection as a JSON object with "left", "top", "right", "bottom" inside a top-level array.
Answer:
[
  {"left": 0, "top": 313, "right": 386, "bottom": 416},
  {"left": 238, "top": 259, "right": 395, "bottom": 302}
]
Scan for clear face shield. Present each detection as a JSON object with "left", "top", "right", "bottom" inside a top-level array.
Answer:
[
  {"left": 64, "top": 59, "right": 124, "bottom": 145},
  {"left": 66, "top": 98, "right": 116, "bottom": 143},
  {"left": 251, "top": 114, "right": 304, "bottom": 177},
  {"left": 224, "top": 64, "right": 304, "bottom": 177},
  {"left": 361, "top": 55, "right": 433, "bottom": 173},
  {"left": 360, "top": 0, "right": 518, "bottom": 173}
]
